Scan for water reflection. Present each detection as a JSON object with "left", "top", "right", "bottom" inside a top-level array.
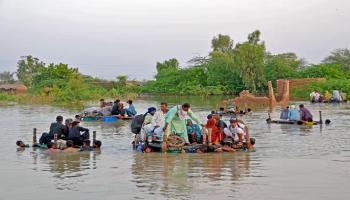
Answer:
[
  {"left": 131, "top": 152, "right": 252, "bottom": 199},
  {"left": 31, "top": 149, "right": 100, "bottom": 191}
]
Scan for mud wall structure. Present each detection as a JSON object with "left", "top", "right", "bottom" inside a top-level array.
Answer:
[
  {"left": 0, "top": 84, "right": 28, "bottom": 94},
  {"left": 219, "top": 78, "right": 326, "bottom": 108},
  {"left": 286, "top": 78, "right": 326, "bottom": 98}
]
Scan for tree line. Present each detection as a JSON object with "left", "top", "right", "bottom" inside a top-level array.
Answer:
[
  {"left": 142, "top": 30, "right": 350, "bottom": 98},
  {"left": 1, "top": 30, "right": 350, "bottom": 101}
]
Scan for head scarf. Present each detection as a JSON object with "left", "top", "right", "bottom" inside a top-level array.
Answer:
[
  {"left": 147, "top": 107, "right": 157, "bottom": 114},
  {"left": 177, "top": 105, "right": 188, "bottom": 120}
]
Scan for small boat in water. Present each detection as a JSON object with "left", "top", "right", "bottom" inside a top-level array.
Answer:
[
  {"left": 134, "top": 134, "right": 254, "bottom": 153},
  {"left": 266, "top": 111, "right": 329, "bottom": 126},
  {"left": 80, "top": 115, "right": 133, "bottom": 122}
]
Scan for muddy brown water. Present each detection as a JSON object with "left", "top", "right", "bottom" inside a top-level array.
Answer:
[{"left": 0, "top": 97, "right": 349, "bottom": 200}]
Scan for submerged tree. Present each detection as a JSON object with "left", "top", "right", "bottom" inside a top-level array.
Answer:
[
  {"left": 323, "top": 48, "right": 350, "bottom": 71},
  {"left": 16, "top": 55, "right": 45, "bottom": 86}
]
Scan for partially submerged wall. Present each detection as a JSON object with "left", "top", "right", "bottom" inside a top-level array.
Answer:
[
  {"left": 0, "top": 84, "right": 28, "bottom": 94},
  {"left": 232, "top": 90, "right": 271, "bottom": 107},
  {"left": 276, "top": 78, "right": 326, "bottom": 100}
]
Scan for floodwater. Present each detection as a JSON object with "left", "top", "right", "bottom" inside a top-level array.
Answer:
[{"left": 1, "top": 97, "right": 350, "bottom": 200}]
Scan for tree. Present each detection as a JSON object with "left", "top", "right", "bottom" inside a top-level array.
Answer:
[
  {"left": 248, "top": 30, "right": 262, "bottom": 45},
  {"left": 234, "top": 30, "right": 265, "bottom": 93},
  {"left": 0, "top": 71, "right": 15, "bottom": 84},
  {"left": 211, "top": 34, "right": 234, "bottom": 54},
  {"left": 16, "top": 55, "right": 45, "bottom": 86},
  {"left": 116, "top": 75, "right": 127, "bottom": 87},
  {"left": 156, "top": 58, "right": 179, "bottom": 72},
  {"left": 323, "top": 48, "right": 350, "bottom": 71},
  {"left": 264, "top": 52, "right": 304, "bottom": 83},
  {"left": 187, "top": 55, "right": 210, "bottom": 66},
  {"left": 32, "top": 63, "right": 79, "bottom": 89}
]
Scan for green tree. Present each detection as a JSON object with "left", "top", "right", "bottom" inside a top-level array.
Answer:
[
  {"left": 156, "top": 58, "right": 179, "bottom": 72},
  {"left": 264, "top": 52, "right": 304, "bottom": 83},
  {"left": 234, "top": 30, "right": 265, "bottom": 93},
  {"left": 116, "top": 75, "right": 127, "bottom": 87},
  {"left": 248, "top": 30, "right": 262, "bottom": 45},
  {"left": 0, "top": 71, "right": 15, "bottom": 84},
  {"left": 211, "top": 34, "right": 234, "bottom": 54},
  {"left": 323, "top": 48, "right": 350, "bottom": 71},
  {"left": 32, "top": 63, "right": 79, "bottom": 89},
  {"left": 16, "top": 55, "right": 45, "bottom": 86},
  {"left": 207, "top": 51, "right": 242, "bottom": 93}
]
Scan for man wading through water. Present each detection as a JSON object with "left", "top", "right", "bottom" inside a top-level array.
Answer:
[{"left": 162, "top": 103, "right": 204, "bottom": 151}]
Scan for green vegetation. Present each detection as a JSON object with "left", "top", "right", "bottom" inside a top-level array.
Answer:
[
  {"left": 143, "top": 31, "right": 350, "bottom": 99},
  {"left": 1, "top": 56, "right": 139, "bottom": 104},
  {"left": 0, "top": 71, "right": 15, "bottom": 84},
  {"left": 1, "top": 30, "right": 350, "bottom": 103}
]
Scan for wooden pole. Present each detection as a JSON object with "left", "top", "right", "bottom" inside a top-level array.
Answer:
[
  {"left": 319, "top": 111, "right": 323, "bottom": 124},
  {"left": 32, "top": 128, "right": 37, "bottom": 144},
  {"left": 93, "top": 131, "right": 96, "bottom": 141}
]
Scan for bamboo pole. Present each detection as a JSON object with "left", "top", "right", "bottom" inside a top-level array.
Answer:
[
  {"left": 32, "top": 128, "right": 37, "bottom": 144},
  {"left": 93, "top": 131, "right": 96, "bottom": 141},
  {"left": 319, "top": 111, "right": 323, "bottom": 124}
]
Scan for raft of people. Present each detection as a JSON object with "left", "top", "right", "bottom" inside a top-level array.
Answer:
[
  {"left": 16, "top": 115, "right": 102, "bottom": 153},
  {"left": 131, "top": 102, "right": 255, "bottom": 153},
  {"left": 78, "top": 98, "right": 137, "bottom": 121},
  {"left": 269, "top": 104, "right": 331, "bottom": 125},
  {"left": 213, "top": 106, "right": 253, "bottom": 116},
  {"left": 310, "top": 90, "right": 347, "bottom": 103}
]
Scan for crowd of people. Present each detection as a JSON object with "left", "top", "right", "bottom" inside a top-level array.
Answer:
[
  {"left": 81, "top": 98, "right": 137, "bottom": 119},
  {"left": 310, "top": 90, "right": 347, "bottom": 103},
  {"left": 278, "top": 104, "right": 332, "bottom": 125},
  {"left": 215, "top": 106, "right": 253, "bottom": 116},
  {"left": 133, "top": 102, "right": 255, "bottom": 153},
  {"left": 16, "top": 115, "right": 102, "bottom": 153}
]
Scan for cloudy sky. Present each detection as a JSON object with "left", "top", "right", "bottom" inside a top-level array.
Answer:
[{"left": 0, "top": 0, "right": 349, "bottom": 80}]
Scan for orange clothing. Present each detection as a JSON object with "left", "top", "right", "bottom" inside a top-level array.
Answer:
[{"left": 206, "top": 118, "right": 221, "bottom": 144}]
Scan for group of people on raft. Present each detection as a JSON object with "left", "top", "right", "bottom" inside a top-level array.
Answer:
[
  {"left": 16, "top": 115, "right": 102, "bottom": 153},
  {"left": 81, "top": 98, "right": 137, "bottom": 119},
  {"left": 278, "top": 104, "right": 330, "bottom": 125},
  {"left": 133, "top": 102, "right": 255, "bottom": 153},
  {"left": 214, "top": 106, "right": 252, "bottom": 116},
  {"left": 310, "top": 90, "right": 347, "bottom": 103}
]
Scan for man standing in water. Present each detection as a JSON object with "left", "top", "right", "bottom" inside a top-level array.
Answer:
[
  {"left": 162, "top": 103, "right": 204, "bottom": 149},
  {"left": 299, "top": 104, "right": 313, "bottom": 122},
  {"left": 142, "top": 103, "right": 168, "bottom": 140}
]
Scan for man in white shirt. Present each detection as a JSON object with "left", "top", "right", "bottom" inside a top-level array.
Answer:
[
  {"left": 143, "top": 102, "right": 168, "bottom": 140},
  {"left": 224, "top": 118, "right": 245, "bottom": 143}
]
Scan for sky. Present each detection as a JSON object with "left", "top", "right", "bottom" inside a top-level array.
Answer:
[{"left": 0, "top": 0, "right": 349, "bottom": 80}]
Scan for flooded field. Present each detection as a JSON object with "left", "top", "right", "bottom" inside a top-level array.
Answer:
[{"left": 1, "top": 98, "right": 349, "bottom": 200}]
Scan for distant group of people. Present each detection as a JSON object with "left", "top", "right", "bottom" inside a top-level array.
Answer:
[
  {"left": 280, "top": 104, "right": 313, "bottom": 122},
  {"left": 16, "top": 115, "right": 102, "bottom": 152},
  {"left": 133, "top": 102, "right": 255, "bottom": 153},
  {"left": 215, "top": 106, "right": 252, "bottom": 116},
  {"left": 310, "top": 90, "right": 347, "bottom": 103},
  {"left": 82, "top": 98, "right": 137, "bottom": 119}
]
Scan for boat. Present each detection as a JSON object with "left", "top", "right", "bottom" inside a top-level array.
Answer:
[
  {"left": 310, "top": 100, "right": 347, "bottom": 104},
  {"left": 81, "top": 115, "right": 133, "bottom": 122},
  {"left": 266, "top": 118, "right": 321, "bottom": 125},
  {"left": 266, "top": 111, "right": 328, "bottom": 125},
  {"left": 135, "top": 134, "right": 254, "bottom": 153}
]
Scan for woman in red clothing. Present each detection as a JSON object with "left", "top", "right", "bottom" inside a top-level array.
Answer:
[{"left": 205, "top": 114, "right": 221, "bottom": 145}]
